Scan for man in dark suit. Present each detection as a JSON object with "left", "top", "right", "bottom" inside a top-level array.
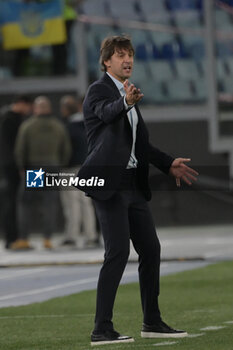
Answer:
[{"left": 77, "top": 35, "right": 198, "bottom": 346}]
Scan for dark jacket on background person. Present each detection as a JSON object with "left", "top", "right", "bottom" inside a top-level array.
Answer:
[
  {"left": 0, "top": 109, "right": 26, "bottom": 169},
  {"left": 15, "top": 114, "right": 71, "bottom": 169},
  {"left": 64, "top": 112, "right": 88, "bottom": 167},
  {"left": 0, "top": 107, "right": 28, "bottom": 248}
]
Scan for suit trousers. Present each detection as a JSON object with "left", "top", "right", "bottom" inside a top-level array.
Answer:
[{"left": 93, "top": 169, "right": 161, "bottom": 332}]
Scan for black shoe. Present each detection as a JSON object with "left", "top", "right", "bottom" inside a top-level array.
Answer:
[
  {"left": 141, "top": 320, "right": 188, "bottom": 338},
  {"left": 91, "top": 330, "right": 134, "bottom": 346}
]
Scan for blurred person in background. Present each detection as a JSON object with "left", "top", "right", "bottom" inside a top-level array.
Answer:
[
  {"left": 12, "top": 96, "right": 71, "bottom": 250},
  {"left": 60, "top": 95, "right": 98, "bottom": 248},
  {"left": 0, "top": 95, "right": 32, "bottom": 249}
]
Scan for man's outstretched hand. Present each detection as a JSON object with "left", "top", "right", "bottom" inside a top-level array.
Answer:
[
  {"left": 169, "top": 158, "right": 199, "bottom": 187},
  {"left": 123, "top": 79, "right": 144, "bottom": 105}
]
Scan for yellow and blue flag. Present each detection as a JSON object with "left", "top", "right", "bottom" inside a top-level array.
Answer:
[{"left": 0, "top": 0, "right": 66, "bottom": 50}]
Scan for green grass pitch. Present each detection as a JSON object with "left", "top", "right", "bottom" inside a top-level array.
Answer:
[{"left": 0, "top": 261, "right": 232, "bottom": 350}]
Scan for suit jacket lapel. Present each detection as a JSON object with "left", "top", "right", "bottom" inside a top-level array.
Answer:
[
  {"left": 135, "top": 104, "right": 147, "bottom": 136},
  {"left": 101, "top": 73, "right": 121, "bottom": 98}
]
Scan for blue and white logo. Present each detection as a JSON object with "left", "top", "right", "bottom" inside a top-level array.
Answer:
[{"left": 26, "top": 168, "right": 45, "bottom": 188}]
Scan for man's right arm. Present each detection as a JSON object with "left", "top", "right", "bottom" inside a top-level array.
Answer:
[{"left": 86, "top": 84, "right": 126, "bottom": 124}]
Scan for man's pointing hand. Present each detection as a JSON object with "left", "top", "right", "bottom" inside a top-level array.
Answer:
[{"left": 123, "top": 80, "right": 144, "bottom": 105}]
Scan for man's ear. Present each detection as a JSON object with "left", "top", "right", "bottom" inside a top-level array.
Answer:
[{"left": 104, "top": 59, "right": 111, "bottom": 69}]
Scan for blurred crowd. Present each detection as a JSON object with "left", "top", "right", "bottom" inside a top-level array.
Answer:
[{"left": 0, "top": 93, "right": 100, "bottom": 251}]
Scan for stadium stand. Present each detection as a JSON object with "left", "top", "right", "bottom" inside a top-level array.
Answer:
[
  {"left": 139, "top": 0, "right": 171, "bottom": 23},
  {"left": 174, "top": 59, "right": 202, "bottom": 80},
  {"left": 216, "top": 41, "right": 233, "bottom": 58},
  {"left": 131, "top": 61, "right": 150, "bottom": 84},
  {"left": 139, "top": 80, "right": 168, "bottom": 103},
  {"left": 215, "top": 9, "right": 233, "bottom": 30},
  {"left": 1, "top": 0, "right": 233, "bottom": 104},
  {"left": 149, "top": 32, "right": 175, "bottom": 48},
  {"left": 148, "top": 60, "right": 175, "bottom": 82},
  {"left": 166, "top": 0, "right": 199, "bottom": 11},
  {"left": 77, "top": 0, "right": 233, "bottom": 103},
  {"left": 223, "top": 77, "right": 233, "bottom": 93},
  {"left": 225, "top": 57, "right": 233, "bottom": 74},
  {"left": 81, "top": 0, "right": 108, "bottom": 16},
  {"left": 138, "top": 0, "right": 167, "bottom": 16},
  {"left": 166, "top": 79, "right": 194, "bottom": 102},
  {"left": 80, "top": 0, "right": 212, "bottom": 103},
  {"left": 107, "top": 0, "right": 142, "bottom": 21},
  {"left": 216, "top": 58, "right": 228, "bottom": 80},
  {"left": 192, "top": 78, "right": 207, "bottom": 101}
]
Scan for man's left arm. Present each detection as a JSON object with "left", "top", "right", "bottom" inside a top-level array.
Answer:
[
  {"left": 149, "top": 143, "right": 199, "bottom": 187},
  {"left": 149, "top": 143, "right": 174, "bottom": 174}
]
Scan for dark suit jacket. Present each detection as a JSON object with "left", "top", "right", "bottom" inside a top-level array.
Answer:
[{"left": 76, "top": 73, "right": 174, "bottom": 200}]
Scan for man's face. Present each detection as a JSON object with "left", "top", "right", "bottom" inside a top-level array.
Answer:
[{"left": 104, "top": 48, "right": 134, "bottom": 83}]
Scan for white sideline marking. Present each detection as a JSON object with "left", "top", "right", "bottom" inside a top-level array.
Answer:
[
  {"left": 0, "top": 277, "right": 98, "bottom": 301},
  {"left": 0, "top": 315, "right": 66, "bottom": 319},
  {"left": 95, "top": 345, "right": 151, "bottom": 349},
  {"left": 193, "top": 309, "right": 216, "bottom": 313},
  {"left": 0, "top": 314, "right": 94, "bottom": 319},
  {"left": 0, "top": 268, "right": 47, "bottom": 280},
  {"left": 153, "top": 341, "right": 178, "bottom": 346},
  {"left": 224, "top": 321, "right": 233, "bottom": 324},
  {"left": 187, "top": 333, "right": 205, "bottom": 338},
  {"left": 0, "top": 271, "right": 136, "bottom": 301},
  {"left": 200, "top": 326, "right": 226, "bottom": 331}
]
